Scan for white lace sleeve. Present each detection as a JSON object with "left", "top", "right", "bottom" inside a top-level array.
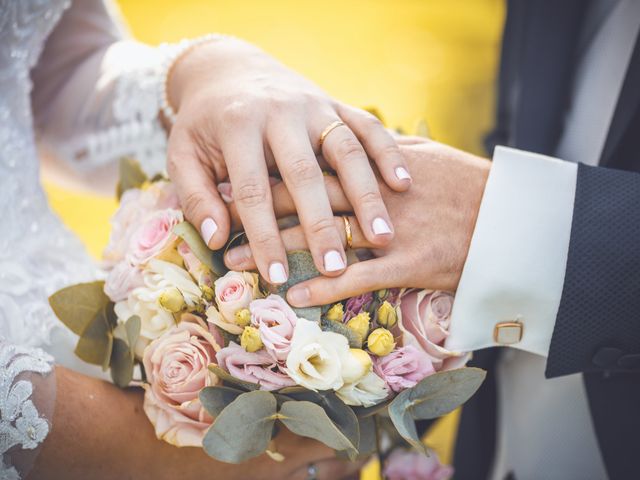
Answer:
[
  {"left": 0, "top": 339, "right": 55, "bottom": 480},
  {"left": 31, "top": 0, "right": 167, "bottom": 179}
]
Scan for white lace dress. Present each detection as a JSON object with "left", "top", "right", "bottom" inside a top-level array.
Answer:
[{"left": 0, "top": 1, "right": 166, "bottom": 477}]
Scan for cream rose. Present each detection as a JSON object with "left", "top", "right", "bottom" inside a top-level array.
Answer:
[
  {"left": 336, "top": 371, "right": 390, "bottom": 407},
  {"left": 213, "top": 271, "right": 260, "bottom": 329},
  {"left": 142, "top": 317, "right": 220, "bottom": 447},
  {"left": 285, "top": 319, "right": 368, "bottom": 391},
  {"left": 115, "top": 259, "right": 202, "bottom": 357}
]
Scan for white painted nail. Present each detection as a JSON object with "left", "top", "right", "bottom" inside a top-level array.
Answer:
[
  {"left": 372, "top": 217, "right": 392, "bottom": 235},
  {"left": 324, "top": 250, "right": 346, "bottom": 272},
  {"left": 269, "top": 262, "right": 288, "bottom": 284},
  {"left": 200, "top": 218, "right": 218, "bottom": 245},
  {"left": 395, "top": 166, "right": 412, "bottom": 181}
]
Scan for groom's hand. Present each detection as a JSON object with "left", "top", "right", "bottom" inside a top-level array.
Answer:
[{"left": 225, "top": 141, "right": 490, "bottom": 305}]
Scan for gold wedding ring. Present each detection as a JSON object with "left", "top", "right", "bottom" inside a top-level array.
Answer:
[
  {"left": 319, "top": 120, "right": 346, "bottom": 147},
  {"left": 342, "top": 216, "right": 353, "bottom": 249}
]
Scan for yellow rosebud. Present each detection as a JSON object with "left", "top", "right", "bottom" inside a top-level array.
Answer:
[
  {"left": 235, "top": 308, "right": 252, "bottom": 328},
  {"left": 350, "top": 348, "right": 373, "bottom": 371},
  {"left": 240, "top": 326, "right": 263, "bottom": 352},
  {"left": 326, "top": 303, "right": 344, "bottom": 323},
  {"left": 376, "top": 301, "right": 397, "bottom": 329},
  {"left": 158, "top": 287, "right": 186, "bottom": 313},
  {"left": 201, "top": 285, "right": 215, "bottom": 303},
  {"left": 367, "top": 328, "right": 395, "bottom": 357},
  {"left": 346, "top": 312, "right": 370, "bottom": 341}
]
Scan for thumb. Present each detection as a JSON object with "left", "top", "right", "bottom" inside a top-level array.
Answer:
[{"left": 167, "top": 127, "right": 230, "bottom": 249}]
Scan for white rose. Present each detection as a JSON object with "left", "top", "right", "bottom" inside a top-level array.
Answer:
[
  {"left": 286, "top": 319, "right": 368, "bottom": 391},
  {"left": 115, "top": 259, "right": 202, "bottom": 358},
  {"left": 336, "top": 371, "right": 390, "bottom": 407}
]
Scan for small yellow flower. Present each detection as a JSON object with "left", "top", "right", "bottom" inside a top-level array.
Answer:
[
  {"left": 234, "top": 308, "right": 252, "bottom": 328},
  {"left": 201, "top": 285, "right": 215, "bottom": 303},
  {"left": 158, "top": 287, "right": 186, "bottom": 313},
  {"left": 346, "top": 312, "right": 370, "bottom": 341},
  {"left": 367, "top": 328, "right": 395, "bottom": 357},
  {"left": 350, "top": 348, "right": 373, "bottom": 371},
  {"left": 376, "top": 301, "right": 397, "bottom": 329},
  {"left": 326, "top": 303, "right": 344, "bottom": 323},
  {"left": 240, "top": 326, "right": 263, "bottom": 352}
]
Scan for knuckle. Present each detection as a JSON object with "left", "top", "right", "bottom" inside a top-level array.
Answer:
[
  {"left": 357, "top": 189, "right": 382, "bottom": 206},
  {"left": 379, "top": 142, "right": 402, "bottom": 159},
  {"left": 221, "top": 100, "right": 254, "bottom": 124},
  {"left": 335, "top": 137, "right": 366, "bottom": 163},
  {"left": 361, "top": 111, "right": 383, "bottom": 128},
  {"left": 251, "top": 231, "right": 280, "bottom": 249},
  {"left": 182, "top": 191, "right": 206, "bottom": 217},
  {"left": 235, "top": 182, "right": 269, "bottom": 207},
  {"left": 288, "top": 157, "right": 321, "bottom": 186},
  {"left": 308, "top": 216, "right": 338, "bottom": 237}
]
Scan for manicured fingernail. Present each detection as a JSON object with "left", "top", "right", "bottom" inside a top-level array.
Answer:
[
  {"left": 217, "top": 183, "right": 233, "bottom": 203},
  {"left": 226, "top": 245, "right": 250, "bottom": 266},
  {"left": 200, "top": 218, "right": 218, "bottom": 245},
  {"left": 288, "top": 286, "right": 310, "bottom": 306},
  {"left": 372, "top": 217, "right": 392, "bottom": 235},
  {"left": 269, "top": 262, "right": 288, "bottom": 284},
  {"left": 395, "top": 166, "right": 412, "bottom": 181},
  {"left": 324, "top": 250, "right": 345, "bottom": 272}
]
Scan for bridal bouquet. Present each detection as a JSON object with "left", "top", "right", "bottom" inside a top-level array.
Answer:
[{"left": 49, "top": 158, "right": 485, "bottom": 467}]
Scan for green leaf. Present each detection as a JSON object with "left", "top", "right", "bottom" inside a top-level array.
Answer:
[
  {"left": 280, "top": 390, "right": 359, "bottom": 451},
  {"left": 116, "top": 157, "right": 148, "bottom": 199},
  {"left": 173, "top": 222, "right": 227, "bottom": 279},
  {"left": 355, "top": 415, "right": 377, "bottom": 457},
  {"left": 293, "top": 306, "right": 322, "bottom": 323},
  {"left": 209, "top": 365, "right": 260, "bottom": 391},
  {"left": 387, "top": 402, "right": 426, "bottom": 453},
  {"left": 73, "top": 305, "right": 114, "bottom": 367},
  {"left": 392, "top": 368, "right": 486, "bottom": 421},
  {"left": 278, "top": 401, "right": 358, "bottom": 459},
  {"left": 203, "top": 391, "right": 278, "bottom": 463},
  {"left": 49, "top": 281, "right": 111, "bottom": 336},
  {"left": 352, "top": 398, "right": 392, "bottom": 418},
  {"left": 320, "top": 317, "right": 362, "bottom": 348},
  {"left": 200, "top": 386, "right": 244, "bottom": 417},
  {"left": 110, "top": 337, "right": 134, "bottom": 387}
]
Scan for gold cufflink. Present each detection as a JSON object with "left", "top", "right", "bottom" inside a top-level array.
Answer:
[{"left": 493, "top": 321, "right": 523, "bottom": 345}]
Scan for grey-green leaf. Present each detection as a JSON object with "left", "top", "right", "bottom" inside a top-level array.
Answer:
[
  {"left": 387, "top": 403, "right": 426, "bottom": 453},
  {"left": 356, "top": 415, "right": 377, "bottom": 457},
  {"left": 278, "top": 401, "right": 358, "bottom": 459},
  {"left": 200, "top": 386, "right": 244, "bottom": 417},
  {"left": 173, "top": 221, "right": 228, "bottom": 279},
  {"left": 209, "top": 365, "right": 260, "bottom": 391},
  {"left": 392, "top": 367, "right": 486, "bottom": 421},
  {"left": 116, "top": 157, "right": 148, "bottom": 199},
  {"left": 203, "top": 391, "right": 277, "bottom": 463},
  {"left": 110, "top": 337, "right": 134, "bottom": 387},
  {"left": 49, "top": 281, "right": 111, "bottom": 336},
  {"left": 73, "top": 305, "right": 113, "bottom": 366},
  {"left": 279, "top": 390, "right": 359, "bottom": 451}
]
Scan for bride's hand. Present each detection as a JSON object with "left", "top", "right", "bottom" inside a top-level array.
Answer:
[
  {"left": 223, "top": 141, "right": 490, "bottom": 304},
  {"left": 165, "top": 37, "right": 411, "bottom": 284}
]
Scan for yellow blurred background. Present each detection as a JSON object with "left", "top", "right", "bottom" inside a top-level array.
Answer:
[{"left": 44, "top": 0, "right": 505, "bottom": 475}]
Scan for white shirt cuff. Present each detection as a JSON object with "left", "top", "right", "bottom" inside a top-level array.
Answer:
[{"left": 445, "top": 146, "right": 577, "bottom": 357}]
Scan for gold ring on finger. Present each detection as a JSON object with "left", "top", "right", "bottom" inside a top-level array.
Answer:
[
  {"left": 319, "top": 120, "right": 346, "bottom": 147},
  {"left": 342, "top": 215, "right": 353, "bottom": 249}
]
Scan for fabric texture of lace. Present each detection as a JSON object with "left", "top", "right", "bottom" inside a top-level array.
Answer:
[{"left": 0, "top": 0, "right": 167, "bottom": 477}]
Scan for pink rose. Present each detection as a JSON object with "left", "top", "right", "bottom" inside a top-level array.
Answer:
[
  {"left": 373, "top": 345, "right": 435, "bottom": 393},
  {"left": 142, "top": 317, "right": 221, "bottom": 447},
  {"left": 128, "top": 209, "right": 183, "bottom": 266},
  {"left": 215, "top": 342, "right": 295, "bottom": 391},
  {"left": 398, "top": 290, "right": 465, "bottom": 371},
  {"left": 250, "top": 294, "right": 298, "bottom": 362},
  {"left": 384, "top": 448, "right": 453, "bottom": 480},
  {"left": 213, "top": 271, "right": 259, "bottom": 326},
  {"left": 103, "top": 260, "right": 144, "bottom": 302},
  {"left": 141, "top": 181, "right": 180, "bottom": 211}
]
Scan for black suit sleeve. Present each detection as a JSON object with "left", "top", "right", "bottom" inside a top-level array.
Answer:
[{"left": 546, "top": 163, "right": 640, "bottom": 378}]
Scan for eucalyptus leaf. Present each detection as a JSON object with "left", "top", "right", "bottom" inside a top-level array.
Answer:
[
  {"left": 209, "top": 365, "right": 260, "bottom": 391},
  {"left": 391, "top": 368, "right": 486, "bottom": 421},
  {"left": 49, "top": 281, "right": 111, "bottom": 336},
  {"left": 387, "top": 404, "right": 426, "bottom": 453},
  {"left": 270, "top": 251, "right": 319, "bottom": 295},
  {"left": 320, "top": 317, "right": 362, "bottom": 348},
  {"left": 200, "top": 386, "right": 244, "bottom": 417},
  {"left": 116, "top": 157, "right": 148, "bottom": 199},
  {"left": 355, "top": 415, "right": 377, "bottom": 457},
  {"left": 124, "top": 315, "right": 141, "bottom": 359},
  {"left": 352, "top": 398, "right": 392, "bottom": 418},
  {"left": 73, "top": 306, "right": 113, "bottom": 366},
  {"left": 278, "top": 401, "right": 358, "bottom": 459},
  {"left": 293, "top": 306, "right": 321, "bottom": 323},
  {"left": 280, "top": 390, "right": 359, "bottom": 450},
  {"left": 110, "top": 337, "right": 134, "bottom": 387},
  {"left": 173, "top": 221, "right": 228, "bottom": 279},
  {"left": 203, "top": 391, "right": 278, "bottom": 463}
]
